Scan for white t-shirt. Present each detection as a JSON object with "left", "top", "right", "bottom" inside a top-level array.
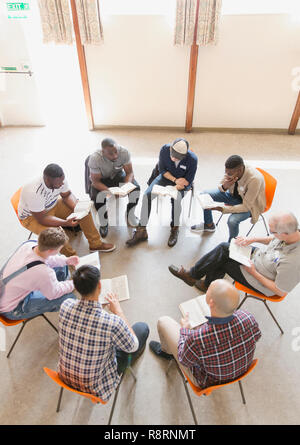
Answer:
[{"left": 18, "top": 177, "right": 70, "bottom": 220}]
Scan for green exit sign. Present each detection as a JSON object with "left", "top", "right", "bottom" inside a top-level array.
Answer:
[{"left": 6, "top": 2, "right": 30, "bottom": 11}]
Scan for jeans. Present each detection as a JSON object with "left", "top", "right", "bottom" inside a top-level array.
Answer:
[
  {"left": 90, "top": 171, "right": 140, "bottom": 227},
  {"left": 2, "top": 266, "right": 76, "bottom": 320},
  {"left": 140, "top": 174, "right": 192, "bottom": 227},
  {"left": 202, "top": 189, "right": 251, "bottom": 241},
  {"left": 116, "top": 322, "right": 150, "bottom": 374},
  {"left": 190, "top": 242, "right": 261, "bottom": 293}
]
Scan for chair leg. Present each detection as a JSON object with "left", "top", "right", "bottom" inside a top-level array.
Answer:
[
  {"left": 188, "top": 189, "right": 193, "bottom": 218},
  {"left": 263, "top": 300, "right": 284, "bottom": 334},
  {"left": 246, "top": 223, "right": 255, "bottom": 237},
  {"left": 238, "top": 381, "right": 246, "bottom": 404},
  {"left": 56, "top": 387, "right": 64, "bottom": 412},
  {"left": 216, "top": 214, "right": 223, "bottom": 227},
  {"left": 127, "top": 366, "right": 137, "bottom": 382},
  {"left": 6, "top": 320, "right": 28, "bottom": 358},
  {"left": 108, "top": 373, "right": 125, "bottom": 425},
  {"left": 175, "top": 361, "right": 198, "bottom": 425},
  {"left": 261, "top": 214, "right": 270, "bottom": 236},
  {"left": 41, "top": 314, "right": 58, "bottom": 333},
  {"left": 28, "top": 232, "right": 32, "bottom": 240},
  {"left": 237, "top": 295, "right": 248, "bottom": 310}
]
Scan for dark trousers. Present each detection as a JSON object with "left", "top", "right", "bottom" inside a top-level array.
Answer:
[
  {"left": 116, "top": 322, "right": 150, "bottom": 374},
  {"left": 190, "top": 242, "right": 261, "bottom": 292},
  {"left": 90, "top": 171, "right": 140, "bottom": 226}
]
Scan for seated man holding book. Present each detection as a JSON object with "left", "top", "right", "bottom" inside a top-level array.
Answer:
[
  {"left": 191, "top": 155, "right": 265, "bottom": 241},
  {"left": 150, "top": 279, "right": 261, "bottom": 389},
  {"left": 126, "top": 138, "right": 198, "bottom": 248},
  {"left": 88, "top": 137, "right": 141, "bottom": 238},
  {"left": 169, "top": 211, "right": 300, "bottom": 296},
  {"left": 58, "top": 265, "right": 149, "bottom": 401},
  {"left": 18, "top": 163, "right": 115, "bottom": 257},
  {"left": 0, "top": 228, "right": 77, "bottom": 320}
]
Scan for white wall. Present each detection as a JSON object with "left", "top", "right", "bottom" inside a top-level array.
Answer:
[{"left": 87, "top": 13, "right": 300, "bottom": 129}]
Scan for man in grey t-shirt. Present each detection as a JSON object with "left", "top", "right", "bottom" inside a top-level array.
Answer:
[
  {"left": 87, "top": 138, "right": 140, "bottom": 238},
  {"left": 168, "top": 212, "right": 300, "bottom": 298}
]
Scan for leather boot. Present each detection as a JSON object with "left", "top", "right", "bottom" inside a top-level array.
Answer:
[
  {"left": 126, "top": 226, "right": 148, "bottom": 247},
  {"left": 168, "top": 264, "right": 196, "bottom": 286},
  {"left": 168, "top": 226, "right": 179, "bottom": 247}
]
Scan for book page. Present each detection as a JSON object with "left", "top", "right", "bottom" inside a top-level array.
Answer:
[
  {"left": 229, "top": 239, "right": 252, "bottom": 267},
  {"left": 197, "top": 193, "right": 225, "bottom": 209},
  {"left": 165, "top": 186, "right": 178, "bottom": 200},
  {"left": 179, "top": 294, "right": 210, "bottom": 329},
  {"left": 152, "top": 184, "right": 168, "bottom": 196},
  {"left": 152, "top": 185, "right": 178, "bottom": 200},
  {"left": 75, "top": 252, "right": 100, "bottom": 270},
  {"left": 120, "top": 182, "right": 137, "bottom": 195},
  {"left": 67, "top": 200, "right": 93, "bottom": 220},
  {"left": 108, "top": 187, "right": 122, "bottom": 195},
  {"left": 99, "top": 275, "right": 130, "bottom": 304}
]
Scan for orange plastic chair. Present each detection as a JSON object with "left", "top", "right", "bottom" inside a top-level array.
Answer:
[
  {"left": 169, "top": 359, "right": 258, "bottom": 425},
  {"left": 44, "top": 365, "right": 136, "bottom": 425},
  {"left": 10, "top": 187, "right": 32, "bottom": 240},
  {"left": 216, "top": 167, "right": 277, "bottom": 236},
  {"left": 235, "top": 281, "right": 286, "bottom": 334},
  {"left": 0, "top": 314, "right": 58, "bottom": 358}
]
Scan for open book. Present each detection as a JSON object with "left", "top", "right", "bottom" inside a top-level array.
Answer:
[
  {"left": 229, "top": 239, "right": 252, "bottom": 267},
  {"left": 152, "top": 184, "right": 178, "bottom": 200},
  {"left": 197, "top": 193, "right": 225, "bottom": 209},
  {"left": 67, "top": 200, "right": 93, "bottom": 220},
  {"left": 108, "top": 182, "right": 137, "bottom": 197},
  {"left": 99, "top": 275, "right": 130, "bottom": 305},
  {"left": 75, "top": 252, "right": 100, "bottom": 270},
  {"left": 179, "top": 294, "right": 211, "bottom": 329}
]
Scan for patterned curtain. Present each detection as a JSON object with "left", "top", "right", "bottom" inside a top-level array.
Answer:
[
  {"left": 75, "top": 0, "right": 104, "bottom": 45},
  {"left": 38, "top": 0, "right": 73, "bottom": 44},
  {"left": 174, "top": 0, "right": 222, "bottom": 46}
]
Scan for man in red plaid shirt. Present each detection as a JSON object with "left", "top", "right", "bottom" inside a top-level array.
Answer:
[{"left": 150, "top": 280, "right": 261, "bottom": 388}]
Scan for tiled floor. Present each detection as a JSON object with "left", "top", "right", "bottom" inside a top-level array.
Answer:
[{"left": 0, "top": 125, "right": 300, "bottom": 425}]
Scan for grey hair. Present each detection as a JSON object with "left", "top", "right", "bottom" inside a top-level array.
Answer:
[{"left": 270, "top": 212, "right": 299, "bottom": 234}]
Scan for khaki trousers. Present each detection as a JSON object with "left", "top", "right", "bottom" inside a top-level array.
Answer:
[
  {"left": 157, "top": 316, "right": 198, "bottom": 385},
  {"left": 21, "top": 199, "right": 103, "bottom": 256}
]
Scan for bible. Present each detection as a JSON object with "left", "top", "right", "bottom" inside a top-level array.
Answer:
[
  {"left": 179, "top": 294, "right": 211, "bottom": 329},
  {"left": 108, "top": 182, "right": 137, "bottom": 197},
  {"left": 197, "top": 193, "right": 225, "bottom": 209},
  {"left": 229, "top": 239, "right": 252, "bottom": 267},
  {"left": 66, "top": 200, "right": 93, "bottom": 220},
  {"left": 152, "top": 184, "right": 178, "bottom": 200},
  {"left": 99, "top": 275, "right": 130, "bottom": 305}
]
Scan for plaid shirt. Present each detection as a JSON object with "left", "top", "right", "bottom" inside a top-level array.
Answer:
[
  {"left": 58, "top": 299, "right": 138, "bottom": 402},
  {"left": 178, "top": 310, "right": 261, "bottom": 388}
]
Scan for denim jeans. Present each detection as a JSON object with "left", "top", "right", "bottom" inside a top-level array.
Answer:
[
  {"left": 202, "top": 188, "right": 251, "bottom": 241},
  {"left": 2, "top": 266, "right": 76, "bottom": 320},
  {"left": 116, "top": 322, "right": 150, "bottom": 374},
  {"left": 90, "top": 171, "right": 140, "bottom": 227},
  {"left": 190, "top": 242, "right": 260, "bottom": 293},
  {"left": 140, "top": 174, "right": 191, "bottom": 227}
]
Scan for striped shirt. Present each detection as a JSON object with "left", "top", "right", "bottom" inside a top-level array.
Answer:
[
  {"left": 18, "top": 176, "right": 70, "bottom": 220},
  {"left": 178, "top": 310, "right": 261, "bottom": 388},
  {"left": 58, "top": 298, "right": 138, "bottom": 402}
]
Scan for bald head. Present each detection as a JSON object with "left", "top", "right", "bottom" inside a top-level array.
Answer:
[
  {"left": 206, "top": 280, "right": 240, "bottom": 317},
  {"left": 269, "top": 211, "right": 298, "bottom": 235}
]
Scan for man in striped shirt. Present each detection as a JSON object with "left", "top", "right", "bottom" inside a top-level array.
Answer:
[
  {"left": 150, "top": 280, "right": 261, "bottom": 388},
  {"left": 58, "top": 265, "right": 149, "bottom": 401}
]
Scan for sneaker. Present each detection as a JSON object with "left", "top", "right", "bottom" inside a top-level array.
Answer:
[
  {"left": 126, "top": 226, "right": 148, "bottom": 247},
  {"left": 191, "top": 222, "right": 216, "bottom": 233},
  {"left": 90, "top": 242, "right": 116, "bottom": 253},
  {"left": 149, "top": 341, "right": 173, "bottom": 361}
]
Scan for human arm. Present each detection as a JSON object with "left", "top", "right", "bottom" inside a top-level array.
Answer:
[
  {"left": 31, "top": 210, "right": 79, "bottom": 227},
  {"left": 60, "top": 190, "right": 77, "bottom": 211},
  {"left": 222, "top": 177, "right": 263, "bottom": 214},
  {"left": 235, "top": 235, "right": 274, "bottom": 246},
  {"left": 90, "top": 172, "right": 110, "bottom": 192},
  {"left": 123, "top": 163, "right": 134, "bottom": 184},
  {"left": 104, "top": 293, "right": 137, "bottom": 338},
  {"left": 242, "top": 261, "right": 286, "bottom": 297}
]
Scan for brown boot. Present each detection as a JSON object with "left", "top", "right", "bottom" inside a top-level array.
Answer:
[
  {"left": 168, "top": 264, "right": 196, "bottom": 286},
  {"left": 168, "top": 226, "right": 179, "bottom": 248},
  {"left": 90, "top": 242, "right": 116, "bottom": 253},
  {"left": 195, "top": 279, "right": 208, "bottom": 293},
  {"left": 126, "top": 226, "right": 148, "bottom": 247}
]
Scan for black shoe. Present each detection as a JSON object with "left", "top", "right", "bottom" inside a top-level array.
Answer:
[
  {"left": 149, "top": 341, "right": 173, "bottom": 360},
  {"left": 99, "top": 225, "right": 108, "bottom": 238},
  {"left": 168, "top": 226, "right": 179, "bottom": 248}
]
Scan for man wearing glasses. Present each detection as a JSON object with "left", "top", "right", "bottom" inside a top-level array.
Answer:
[{"left": 168, "top": 211, "right": 300, "bottom": 297}]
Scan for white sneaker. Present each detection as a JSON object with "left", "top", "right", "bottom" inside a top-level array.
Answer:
[
  {"left": 190, "top": 223, "right": 216, "bottom": 233},
  {"left": 126, "top": 211, "right": 139, "bottom": 228}
]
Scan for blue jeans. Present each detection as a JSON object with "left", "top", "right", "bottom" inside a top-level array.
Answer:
[
  {"left": 202, "top": 189, "right": 251, "bottom": 241},
  {"left": 140, "top": 174, "right": 191, "bottom": 227},
  {"left": 2, "top": 266, "right": 76, "bottom": 320},
  {"left": 116, "top": 322, "right": 150, "bottom": 374}
]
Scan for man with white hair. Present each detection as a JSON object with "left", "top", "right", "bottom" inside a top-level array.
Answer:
[
  {"left": 126, "top": 138, "right": 197, "bottom": 247},
  {"left": 150, "top": 280, "right": 261, "bottom": 388},
  {"left": 169, "top": 211, "right": 300, "bottom": 297}
]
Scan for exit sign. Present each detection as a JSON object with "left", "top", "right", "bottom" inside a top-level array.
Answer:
[{"left": 7, "top": 2, "right": 30, "bottom": 11}]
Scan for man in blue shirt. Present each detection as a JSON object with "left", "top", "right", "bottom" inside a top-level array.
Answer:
[{"left": 126, "top": 138, "right": 197, "bottom": 247}]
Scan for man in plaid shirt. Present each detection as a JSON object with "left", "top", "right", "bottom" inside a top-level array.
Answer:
[
  {"left": 58, "top": 265, "right": 149, "bottom": 401},
  {"left": 150, "top": 280, "right": 261, "bottom": 388}
]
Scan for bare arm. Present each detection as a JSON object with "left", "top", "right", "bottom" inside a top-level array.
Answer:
[
  {"left": 104, "top": 293, "right": 136, "bottom": 338},
  {"left": 31, "top": 210, "right": 78, "bottom": 227},
  {"left": 60, "top": 190, "right": 77, "bottom": 211},
  {"left": 90, "top": 172, "right": 109, "bottom": 192},
  {"left": 123, "top": 163, "right": 134, "bottom": 183},
  {"left": 243, "top": 262, "right": 286, "bottom": 297}
]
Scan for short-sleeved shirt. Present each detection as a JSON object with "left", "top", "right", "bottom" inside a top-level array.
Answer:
[
  {"left": 88, "top": 146, "right": 131, "bottom": 180},
  {"left": 18, "top": 177, "right": 70, "bottom": 220},
  {"left": 58, "top": 299, "right": 138, "bottom": 402},
  {"left": 241, "top": 238, "right": 300, "bottom": 296}
]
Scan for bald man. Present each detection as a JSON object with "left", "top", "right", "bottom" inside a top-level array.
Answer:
[
  {"left": 150, "top": 280, "right": 261, "bottom": 388},
  {"left": 169, "top": 211, "right": 300, "bottom": 298}
]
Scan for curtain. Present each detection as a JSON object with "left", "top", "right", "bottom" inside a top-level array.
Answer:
[
  {"left": 75, "top": 0, "right": 104, "bottom": 45},
  {"left": 38, "top": 0, "right": 73, "bottom": 44},
  {"left": 174, "top": 0, "right": 222, "bottom": 46}
]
